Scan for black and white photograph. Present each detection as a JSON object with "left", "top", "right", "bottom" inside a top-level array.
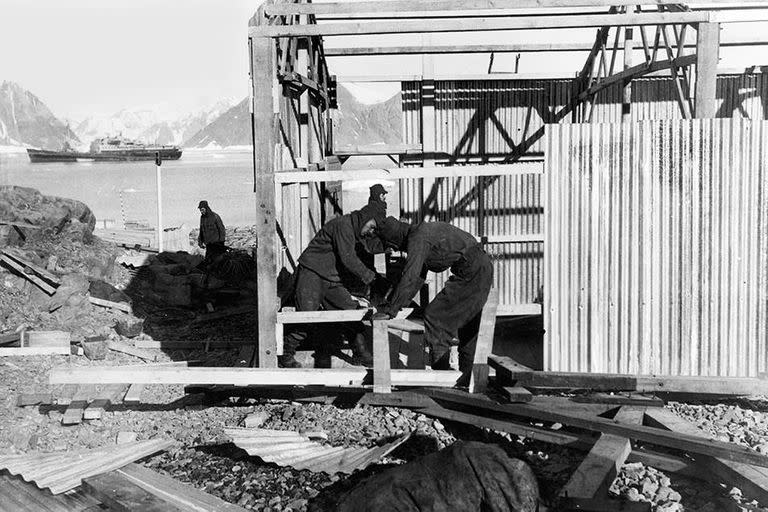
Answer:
[{"left": 1, "top": 1, "right": 768, "bottom": 511}]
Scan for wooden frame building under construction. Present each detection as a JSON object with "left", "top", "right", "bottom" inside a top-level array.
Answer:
[{"left": 246, "top": 0, "right": 768, "bottom": 380}]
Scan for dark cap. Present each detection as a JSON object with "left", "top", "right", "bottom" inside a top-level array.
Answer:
[
  {"left": 198, "top": 200, "right": 209, "bottom": 209},
  {"left": 369, "top": 184, "right": 387, "bottom": 199}
]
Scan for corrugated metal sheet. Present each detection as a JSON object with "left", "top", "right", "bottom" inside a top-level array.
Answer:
[
  {"left": 0, "top": 439, "right": 174, "bottom": 494},
  {"left": 399, "top": 74, "right": 768, "bottom": 316},
  {"left": 544, "top": 119, "right": 768, "bottom": 376},
  {"left": 226, "top": 428, "right": 410, "bottom": 474}
]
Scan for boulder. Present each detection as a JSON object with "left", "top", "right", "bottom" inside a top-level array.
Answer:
[
  {"left": 0, "top": 186, "right": 96, "bottom": 243},
  {"left": 337, "top": 441, "right": 539, "bottom": 512}
]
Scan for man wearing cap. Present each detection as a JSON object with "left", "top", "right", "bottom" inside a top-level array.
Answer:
[
  {"left": 280, "top": 202, "right": 389, "bottom": 368},
  {"left": 368, "top": 183, "right": 388, "bottom": 208},
  {"left": 197, "top": 200, "right": 226, "bottom": 264},
  {"left": 367, "top": 217, "right": 493, "bottom": 374}
]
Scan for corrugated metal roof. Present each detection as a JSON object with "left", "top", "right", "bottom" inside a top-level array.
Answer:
[
  {"left": 0, "top": 439, "right": 174, "bottom": 494},
  {"left": 225, "top": 428, "right": 410, "bottom": 474}
]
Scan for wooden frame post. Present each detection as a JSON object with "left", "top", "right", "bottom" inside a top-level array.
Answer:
[
  {"left": 622, "top": 27, "right": 633, "bottom": 121},
  {"left": 250, "top": 32, "right": 279, "bottom": 368},
  {"left": 694, "top": 22, "right": 719, "bottom": 118}
]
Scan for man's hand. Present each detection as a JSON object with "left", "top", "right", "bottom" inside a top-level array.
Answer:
[
  {"left": 373, "top": 302, "right": 395, "bottom": 320},
  {"left": 372, "top": 311, "right": 392, "bottom": 321}
]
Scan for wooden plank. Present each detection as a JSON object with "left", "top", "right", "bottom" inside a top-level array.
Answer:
[
  {"left": 2, "top": 249, "right": 60, "bottom": 283},
  {"left": 107, "top": 341, "right": 157, "bottom": 362},
  {"left": 25, "top": 331, "right": 70, "bottom": 348},
  {"left": 123, "top": 384, "right": 145, "bottom": 404},
  {"left": 116, "top": 463, "right": 247, "bottom": 512},
  {"left": 645, "top": 408, "right": 768, "bottom": 504},
  {"left": 83, "top": 384, "right": 127, "bottom": 420},
  {"left": 422, "top": 390, "right": 768, "bottom": 467},
  {"left": 559, "top": 407, "right": 645, "bottom": 499},
  {"left": 275, "top": 162, "right": 542, "bottom": 184},
  {"left": 0, "top": 219, "right": 41, "bottom": 229},
  {"left": 250, "top": 34, "right": 278, "bottom": 369},
  {"left": 334, "top": 143, "right": 422, "bottom": 155},
  {"left": 134, "top": 340, "right": 250, "bottom": 350},
  {"left": 0, "top": 254, "right": 57, "bottom": 294},
  {"left": 49, "top": 366, "right": 462, "bottom": 388},
  {"left": 62, "top": 385, "right": 96, "bottom": 426},
  {"left": 324, "top": 36, "right": 768, "bottom": 55},
  {"left": 0, "top": 346, "right": 70, "bottom": 356},
  {"left": 695, "top": 22, "right": 720, "bottom": 118},
  {"left": 17, "top": 393, "right": 54, "bottom": 406},
  {"left": 469, "top": 288, "right": 499, "bottom": 393},
  {"left": 89, "top": 297, "right": 132, "bottom": 314},
  {"left": 357, "top": 391, "right": 439, "bottom": 409},
  {"left": 82, "top": 471, "right": 175, "bottom": 512},
  {"left": 372, "top": 320, "right": 392, "bottom": 394},
  {"left": 571, "top": 393, "right": 664, "bottom": 407},
  {"left": 489, "top": 354, "right": 534, "bottom": 373},
  {"left": 264, "top": 0, "right": 696, "bottom": 16},
  {"left": 251, "top": 12, "right": 709, "bottom": 38},
  {"left": 500, "top": 386, "right": 533, "bottom": 403},
  {"left": 278, "top": 309, "right": 371, "bottom": 323}
]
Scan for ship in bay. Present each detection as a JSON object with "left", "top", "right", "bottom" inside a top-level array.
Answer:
[{"left": 27, "top": 136, "right": 182, "bottom": 163}]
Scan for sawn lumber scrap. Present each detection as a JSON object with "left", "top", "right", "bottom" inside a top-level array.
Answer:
[
  {"left": 0, "top": 252, "right": 57, "bottom": 295},
  {"left": 420, "top": 389, "right": 768, "bottom": 468},
  {"left": 89, "top": 297, "right": 132, "bottom": 314},
  {"left": 82, "top": 471, "right": 175, "bottom": 512},
  {"left": 490, "top": 356, "right": 768, "bottom": 395},
  {"left": 559, "top": 407, "right": 645, "bottom": 499},
  {"left": 106, "top": 341, "right": 157, "bottom": 362},
  {"left": 116, "top": 463, "right": 247, "bottom": 512},
  {"left": 645, "top": 408, "right": 768, "bottom": 504},
  {"left": 49, "top": 366, "right": 462, "bottom": 388}
]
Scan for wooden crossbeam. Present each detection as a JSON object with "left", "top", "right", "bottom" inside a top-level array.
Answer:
[
  {"left": 372, "top": 320, "right": 392, "bottom": 394},
  {"left": 645, "top": 408, "right": 768, "bottom": 504},
  {"left": 559, "top": 407, "right": 645, "bottom": 499},
  {"left": 423, "top": 390, "right": 768, "bottom": 468},
  {"left": 49, "top": 366, "right": 462, "bottom": 388},
  {"left": 251, "top": 12, "right": 709, "bottom": 38},
  {"left": 264, "top": 0, "right": 705, "bottom": 17},
  {"left": 275, "top": 162, "right": 543, "bottom": 184},
  {"left": 324, "top": 37, "right": 768, "bottom": 55}
]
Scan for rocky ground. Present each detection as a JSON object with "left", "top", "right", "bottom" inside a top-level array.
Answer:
[{"left": 2, "top": 186, "right": 768, "bottom": 511}]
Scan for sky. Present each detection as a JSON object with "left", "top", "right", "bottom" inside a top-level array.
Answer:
[{"left": 1, "top": 0, "right": 767, "bottom": 121}]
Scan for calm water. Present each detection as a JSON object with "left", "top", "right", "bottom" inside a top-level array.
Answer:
[
  {"left": 0, "top": 149, "right": 258, "bottom": 228},
  {"left": 0, "top": 149, "right": 399, "bottom": 229}
]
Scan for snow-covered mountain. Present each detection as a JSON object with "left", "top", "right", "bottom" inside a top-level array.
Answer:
[
  {"left": 73, "top": 98, "right": 237, "bottom": 147},
  {"left": 0, "top": 81, "right": 79, "bottom": 149}
]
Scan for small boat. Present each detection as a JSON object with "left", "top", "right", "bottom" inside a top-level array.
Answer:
[{"left": 27, "top": 136, "right": 182, "bottom": 163}]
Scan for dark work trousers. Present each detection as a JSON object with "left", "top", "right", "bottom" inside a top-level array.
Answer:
[
  {"left": 203, "top": 242, "right": 227, "bottom": 266},
  {"left": 424, "top": 245, "right": 493, "bottom": 372},
  {"left": 284, "top": 265, "right": 363, "bottom": 359}
]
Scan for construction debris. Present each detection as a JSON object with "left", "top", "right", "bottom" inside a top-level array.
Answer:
[
  {"left": 225, "top": 427, "right": 410, "bottom": 474},
  {"left": 0, "top": 439, "right": 174, "bottom": 494}
]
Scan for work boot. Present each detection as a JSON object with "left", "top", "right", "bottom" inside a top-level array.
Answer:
[
  {"left": 278, "top": 354, "right": 302, "bottom": 368},
  {"left": 351, "top": 333, "right": 373, "bottom": 367}
]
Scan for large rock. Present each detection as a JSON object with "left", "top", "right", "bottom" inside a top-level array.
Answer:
[
  {"left": 336, "top": 441, "right": 539, "bottom": 512},
  {"left": 0, "top": 186, "right": 96, "bottom": 244}
]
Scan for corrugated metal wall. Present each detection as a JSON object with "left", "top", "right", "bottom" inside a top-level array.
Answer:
[
  {"left": 399, "top": 74, "right": 768, "bottom": 317},
  {"left": 544, "top": 119, "right": 768, "bottom": 376}
]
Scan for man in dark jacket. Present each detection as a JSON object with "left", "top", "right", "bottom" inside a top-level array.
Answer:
[
  {"left": 197, "top": 200, "right": 226, "bottom": 264},
  {"left": 281, "top": 202, "right": 387, "bottom": 368},
  {"left": 370, "top": 217, "right": 493, "bottom": 373},
  {"left": 368, "top": 183, "right": 387, "bottom": 208}
]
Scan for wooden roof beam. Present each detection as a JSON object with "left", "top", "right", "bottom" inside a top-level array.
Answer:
[
  {"left": 250, "top": 12, "right": 712, "bottom": 38},
  {"left": 263, "top": 0, "right": 745, "bottom": 17},
  {"left": 324, "top": 36, "right": 768, "bottom": 56}
]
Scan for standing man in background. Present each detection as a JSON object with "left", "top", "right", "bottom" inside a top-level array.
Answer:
[{"left": 197, "top": 200, "right": 226, "bottom": 265}]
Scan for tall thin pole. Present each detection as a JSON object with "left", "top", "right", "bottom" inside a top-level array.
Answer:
[{"left": 155, "top": 152, "right": 163, "bottom": 252}]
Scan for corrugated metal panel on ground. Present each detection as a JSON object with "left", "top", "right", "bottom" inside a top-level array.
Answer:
[
  {"left": 0, "top": 439, "right": 174, "bottom": 494},
  {"left": 226, "top": 428, "right": 410, "bottom": 474},
  {"left": 544, "top": 119, "right": 768, "bottom": 376}
]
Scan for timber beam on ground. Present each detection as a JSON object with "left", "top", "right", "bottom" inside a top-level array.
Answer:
[
  {"left": 49, "top": 366, "right": 462, "bottom": 388},
  {"left": 419, "top": 388, "right": 768, "bottom": 467}
]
